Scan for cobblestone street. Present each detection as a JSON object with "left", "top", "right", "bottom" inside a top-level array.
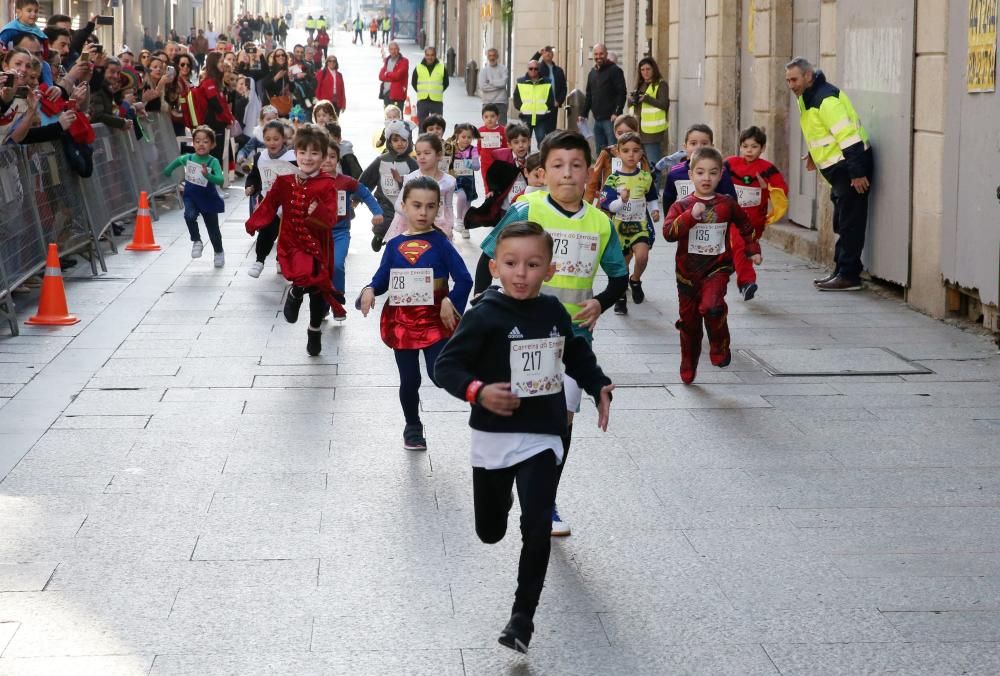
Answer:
[{"left": 1, "top": 38, "right": 999, "bottom": 676}]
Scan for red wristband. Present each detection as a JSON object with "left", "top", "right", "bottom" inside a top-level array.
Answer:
[{"left": 465, "top": 380, "right": 484, "bottom": 404}]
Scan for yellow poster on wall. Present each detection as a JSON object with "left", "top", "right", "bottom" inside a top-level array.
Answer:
[{"left": 968, "top": 0, "right": 998, "bottom": 92}]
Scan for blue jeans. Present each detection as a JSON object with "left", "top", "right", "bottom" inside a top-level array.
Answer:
[
  {"left": 593, "top": 118, "right": 615, "bottom": 152},
  {"left": 183, "top": 197, "right": 222, "bottom": 253},
  {"left": 642, "top": 142, "right": 663, "bottom": 167},
  {"left": 332, "top": 226, "right": 351, "bottom": 294}
]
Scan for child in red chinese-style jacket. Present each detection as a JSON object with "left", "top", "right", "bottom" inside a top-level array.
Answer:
[
  {"left": 246, "top": 124, "right": 343, "bottom": 357},
  {"left": 725, "top": 126, "right": 788, "bottom": 301},
  {"left": 664, "top": 147, "right": 760, "bottom": 385}
]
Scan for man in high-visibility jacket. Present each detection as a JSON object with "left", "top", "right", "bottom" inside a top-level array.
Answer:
[
  {"left": 305, "top": 15, "right": 316, "bottom": 40},
  {"left": 411, "top": 46, "right": 448, "bottom": 123},
  {"left": 787, "top": 56, "right": 873, "bottom": 292},
  {"left": 513, "top": 60, "right": 557, "bottom": 146}
]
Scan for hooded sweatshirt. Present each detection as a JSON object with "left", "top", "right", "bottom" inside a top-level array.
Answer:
[{"left": 358, "top": 126, "right": 418, "bottom": 233}]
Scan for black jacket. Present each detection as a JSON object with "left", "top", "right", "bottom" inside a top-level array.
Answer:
[
  {"left": 801, "top": 70, "right": 873, "bottom": 181},
  {"left": 530, "top": 52, "right": 567, "bottom": 106},
  {"left": 582, "top": 62, "right": 627, "bottom": 120},
  {"left": 435, "top": 289, "right": 611, "bottom": 436}
]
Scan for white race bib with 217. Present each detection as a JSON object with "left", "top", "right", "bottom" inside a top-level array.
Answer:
[{"left": 510, "top": 336, "right": 564, "bottom": 398}]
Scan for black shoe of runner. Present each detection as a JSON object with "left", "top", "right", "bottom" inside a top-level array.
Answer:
[{"left": 629, "top": 279, "right": 645, "bottom": 304}]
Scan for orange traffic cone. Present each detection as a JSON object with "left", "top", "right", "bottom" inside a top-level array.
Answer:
[
  {"left": 405, "top": 97, "right": 418, "bottom": 125},
  {"left": 25, "top": 243, "right": 79, "bottom": 326},
  {"left": 125, "top": 191, "right": 160, "bottom": 251}
]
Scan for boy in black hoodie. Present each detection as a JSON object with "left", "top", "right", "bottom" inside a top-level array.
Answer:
[{"left": 435, "top": 221, "right": 614, "bottom": 653}]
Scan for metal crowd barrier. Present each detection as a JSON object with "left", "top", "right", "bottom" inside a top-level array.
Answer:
[{"left": 0, "top": 112, "right": 181, "bottom": 336}]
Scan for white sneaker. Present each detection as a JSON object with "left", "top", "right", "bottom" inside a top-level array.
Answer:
[
  {"left": 456, "top": 221, "right": 471, "bottom": 239},
  {"left": 191, "top": 241, "right": 204, "bottom": 258},
  {"left": 247, "top": 261, "right": 265, "bottom": 278},
  {"left": 551, "top": 505, "right": 571, "bottom": 536},
  {"left": 213, "top": 251, "right": 225, "bottom": 268}
]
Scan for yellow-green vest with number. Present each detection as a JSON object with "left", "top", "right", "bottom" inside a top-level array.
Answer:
[
  {"left": 415, "top": 62, "right": 445, "bottom": 102},
  {"left": 527, "top": 198, "right": 612, "bottom": 321},
  {"left": 516, "top": 81, "right": 551, "bottom": 126},
  {"left": 639, "top": 83, "right": 668, "bottom": 134},
  {"left": 797, "top": 90, "right": 869, "bottom": 171}
]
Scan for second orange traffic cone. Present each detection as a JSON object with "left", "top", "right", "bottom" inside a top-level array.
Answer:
[
  {"left": 25, "top": 243, "right": 79, "bottom": 326},
  {"left": 125, "top": 191, "right": 160, "bottom": 251}
]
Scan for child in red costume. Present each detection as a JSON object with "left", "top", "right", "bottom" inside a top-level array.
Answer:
[
  {"left": 246, "top": 125, "right": 343, "bottom": 357},
  {"left": 725, "top": 126, "right": 789, "bottom": 301},
  {"left": 358, "top": 176, "right": 473, "bottom": 452},
  {"left": 664, "top": 147, "right": 760, "bottom": 384}
]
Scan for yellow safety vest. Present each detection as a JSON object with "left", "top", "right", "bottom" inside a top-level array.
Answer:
[
  {"left": 516, "top": 81, "right": 551, "bottom": 126},
  {"left": 527, "top": 197, "right": 612, "bottom": 321},
  {"left": 317, "top": 19, "right": 327, "bottom": 29},
  {"left": 306, "top": 18, "right": 316, "bottom": 29},
  {"left": 639, "top": 82, "right": 668, "bottom": 134},
  {"left": 381, "top": 18, "right": 391, "bottom": 31},
  {"left": 797, "top": 90, "right": 869, "bottom": 171},
  {"left": 415, "top": 62, "right": 445, "bottom": 102}
]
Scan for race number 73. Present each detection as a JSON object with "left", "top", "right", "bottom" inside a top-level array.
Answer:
[{"left": 552, "top": 238, "right": 569, "bottom": 256}]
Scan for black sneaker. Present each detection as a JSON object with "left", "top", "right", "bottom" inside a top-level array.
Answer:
[
  {"left": 371, "top": 234, "right": 384, "bottom": 252},
  {"left": 629, "top": 278, "right": 645, "bottom": 304},
  {"left": 498, "top": 612, "right": 534, "bottom": 653},
  {"left": 740, "top": 282, "right": 758, "bottom": 301},
  {"left": 813, "top": 271, "right": 837, "bottom": 286},
  {"left": 403, "top": 423, "right": 427, "bottom": 451},
  {"left": 283, "top": 288, "right": 303, "bottom": 323},
  {"left": 614, "top": 297, "right": 628, "bottom": 315},
  {"left": 306, "top": 328, "right": 322, "bottom": 356}
]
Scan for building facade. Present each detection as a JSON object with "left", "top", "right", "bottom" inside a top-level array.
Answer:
[{"left": 425, "top": 0, "right": 999, "bottom": 334}]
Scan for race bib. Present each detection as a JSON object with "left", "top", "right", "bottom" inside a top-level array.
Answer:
[
  {"left": 260, "top": 160, "right": 297, "bottom": 194},
  {"left": 453, "top": 159, "right": 474, "bottom": 176},
  {"left": 438, "top": 155, "right": 453, "bottom": 174},
  {"left": 480, "top": 132, "right": 501, "bottom": 149},
  {"left": 549, "top": 229, "right": 601, "bottom": 278},
  {"left": 388, "top": 268, "right": 434, "bottom": 306},
  {"left": 185, "top": 161, "right": 208, "bottom": 187},
  {"left": 337, "top": 191, "right": 347, "bottom": 217},
  {"left": 688, "top": 222, "right": 728, "bottom": 256},
  {"left": 611, "top": 156, "right": 623, "bottom": 174},
  {"left": 675, "top": 179, "right": 694, "bottom": 199},
  {"left": 735, "top": 185, "right": 762, "bottom": 208},
  {"left": 509, "top": 174, "right": 527, "bottom": 201},
  {"left": 618, "top": 198, "right": 647, "bottom": 222},
  {"left": 510, "top": 337, "right": 564, "bottom": 398},
  {"left": 379, "top": 163, "right": 401, "bottom": 198}
]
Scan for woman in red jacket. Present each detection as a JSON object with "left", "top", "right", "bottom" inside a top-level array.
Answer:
[{"left": 315, "top": 55, "right": 346, "bottom": 115}]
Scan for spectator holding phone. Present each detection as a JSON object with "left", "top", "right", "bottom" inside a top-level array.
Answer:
[{"left": 0, "top": 48, "right": 77, "bottom": 145}]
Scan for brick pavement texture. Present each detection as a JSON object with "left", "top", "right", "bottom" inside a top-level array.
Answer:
[{"left": 1, "top": 35, "right": 1000, "bottom": 676}]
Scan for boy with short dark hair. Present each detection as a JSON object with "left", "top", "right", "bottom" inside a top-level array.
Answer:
[
  {"left": 436, "top": 220, "right": 614, "bottom": 653},
  {"left": 475, "top": 130, "right": 628, "bottom": 536},
  {"left": 246, "top": 124, "right": 343, "bottom": 356},
  {"left": 478, "top": 102, "right": 508, "bottom": 184},
  {"left": 664, "top": 146, "right": 759, "bottom": 384}
]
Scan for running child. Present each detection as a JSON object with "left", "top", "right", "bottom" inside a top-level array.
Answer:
[
  {"left": 420, "top": 114, "right": 454, "bottom": 175},
  {"left": 321, "top": 141, "right": 384, "bottom": 319},
  {"left": 725, "top": 125, "right": 788, "bottom": 300},
  {"left": 246, "top": 124, "right": 343, "bottom": 356},
  {"left": 449, "top": 122, "right": 480, "bottom": 239},
  {"left": 585, "top": 114, "right": 652, "bottom": 204},
  {"left": 478, "top": 103, "right": 508, "bottom": 185},
  {"left": 516, "top": 152, "right": 545, "bottom": 200},
  {"left": 372, "top": 104, "right": 414, "bottom": 154},
  {"left": 600, "top": 131, "right": 659, "bottom": 315},
  {"left": 384, "top": 133, "right": 457, "bottom": 240},
  {"left": 326, "top": 122, "right": 362, "bottom": 178},
  {"left": 359, "top": 119, "right": 418, "bottom": 250},
  {"left": 163, "top": 125, "right": 227, "bottom": 267},
  {"left": 312, "top": 99, "right": 338, "bottom": 126},
  {"left": 435, "top": 221, "right": 614, "bottom": 653},
  {"left": 664, "top": 146, "right": 759, "bottom": 384},
  {"left": 463, "top": 123, "right": 532, "bottom": 230},
  {"left": 358, "top": 177, "right": 473, "bottom": 451},
  {"left": 245, "top": 119, "right": 298, "bottom": 277},
  {"left": 237, "top": 104, "right": 279, "bottom": 173},
  {"left": 662, "top": 123, "right": 738, "bottom": 211},
  {"left": 475, "top": 130, "right": 628, "bottom": 537}
]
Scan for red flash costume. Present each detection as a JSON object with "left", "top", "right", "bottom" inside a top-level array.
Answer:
[
  {"left": 245, "top": 172, "right": 345, "bottom": 314},
  {"left": 725, "top": 156, "right": 789, "bottom": 287},
  {"left": 664, "top": 194, "right": 760, "bottom": 383}
]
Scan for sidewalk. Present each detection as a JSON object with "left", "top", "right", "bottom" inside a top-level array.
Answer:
[{"left": 1, "top": 32, "right": 999, "bottom": 675}]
